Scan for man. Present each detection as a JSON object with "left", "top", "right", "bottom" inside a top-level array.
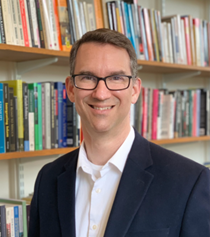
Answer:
[{"left": 29, "top": 29, "right": 210, "bottom": 237}]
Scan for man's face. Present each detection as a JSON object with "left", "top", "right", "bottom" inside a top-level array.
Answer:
[{"left": 66, "top": 42, "right": 141, "bottom": 136}]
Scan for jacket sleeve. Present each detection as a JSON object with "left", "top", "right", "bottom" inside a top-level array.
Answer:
[
  {"left": 180, "top": 167, "right": 210, "bottom": 237},
  {"left": 28, "top": 167, "right": 43, "bottom": 237}
]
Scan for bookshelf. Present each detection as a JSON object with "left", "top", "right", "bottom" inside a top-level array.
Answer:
[
  {"left": 0, "top": 135, "right": 210, "bottom": 160},
  {"left": 0, "top": 0, "right": 209, "bottom": 201}
]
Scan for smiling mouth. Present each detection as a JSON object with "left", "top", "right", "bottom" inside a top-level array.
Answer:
[{"left": 89, "top": 105, "right": 114, "bottom": 110}]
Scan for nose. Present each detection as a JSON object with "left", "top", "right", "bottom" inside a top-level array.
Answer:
[{"left": 92, "top": 80, "right": 112, "bottom": 100}]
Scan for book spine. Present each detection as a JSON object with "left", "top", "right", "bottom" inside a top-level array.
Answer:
[
  {"left": 3, "top": 84, "right": 10, "bottom": 152},
  {"left": 10, "top": 0, "right": 20, "bottom": 45},
  {"left": 62, "top": 84, "right": 67, "bottom": 147},
  {"left": 35, "top": 0, "right": 45, "bottom": 48},
  {"left": 0, "top": 0, "right": 6, "bottom": 44},
  {"left": 9, "top": 88, "right": 16, "bottom": 152},
  {"left": 193, "top": 18, "right": 201, "bottom": 66},
  {"left": 54, "top": 87, "right": 58, "bottom": 148},
  {"left": 93, "top": 0, "right": 103, "bottom": 28},
  {"left": 13, "top": 206, "right": 19, "bottom": 237},
  {"left": 28, "top": 84, "right": 35, "bottom": 151},
  {"left": 51, "top": 82, "right": 55, "bottom": 148},
  {"left": 57, "top": 0, "right": 71, "bottom": 51},
  {"left": 127, "top": 4, "right": 137, "bottom": 53},
  {"left": 73, "top": 0, "right": 82, "bottom": 40},
  {"left": 0, "top": 206, "right": 7, "bottom": 237},
  {"left": 37, "top": 84, "right": 42, "bottom": 150},
  {"left": 18, "top": 205, "right": 23, "bottom": 237},
  {"left": 67, "top": 0, "right": 76, "bottom": 44},
  {"left": 196, "top": 89, "right": 200, "bottom": 137},
  {"left": 44, "top": 83, "right": 51, "bottom": 149},
  {"left": 152, "top": 89, "right": 158, "bottom": 140},
  {"left": 34, "top": 84, "right": 39, "bottom": 150},
  {"left": 0, "top": 83, "right": 5, "bottom": 153},
  {"left": 14, "top": 96, "right": 19, "bottom": 151},
  {"left": 41, "top": 84, "right": 45, "bottom": 149},
  {"left": 208, "top": 23, "right": 210, "bottom": 66},
  {"left": 182, "top": 16, "right": 192, "bottom": 65},
  {"left": 200, "top": 89, "right": 207, "bottom": 136},
  {"left": 188, "top": 89, "right": 193, "bottom": 136},
  {"left": 66, "top": 94, "right": 73, "bottom": 147},
  {"left": 26, "top": 0, "right": 36, "bottom": 47},
  {"left": 19, "top": 0, "right": 30, "bottom": 46},
  {"left": 16, "top": 0, "right": 24, "bottom": 46},
  {"left": 87, "top": 3, "right": 96, "bottom": 31},
  {"left": 192, "top": 90, "right": 197, "bottom": 137},
  {"left": 57, "top": 82, "right": 63, "bottom": 147},
  {"left": 23, "top": 83, "right": 29, "bottom": 151},
  {"left": 52, "top": 0, "right": 62, "bottom": 49}
]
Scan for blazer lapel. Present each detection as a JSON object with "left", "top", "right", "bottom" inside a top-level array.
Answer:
[
  {"left": 104, "top": 132, "right": 154, "bottom": 237},
  {"left": 57, "top": 150, "right": 79, "bottom": 237}
]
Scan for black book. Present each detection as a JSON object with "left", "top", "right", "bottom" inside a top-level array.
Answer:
[
  {"left": 35, "top": 0, "right": 45, "bottom": 48},
  {"left": 3, "top": 84, "right": 10, "bottom": 152},
  {"left": 0, "top": 205, "right": 7, "bottom": 237},
  {"left": 14, "top": 96, "right": 19, "bottom": 151},
  {"left": 67, "top": 0, "right": 76, "bottom": 44},
  {"left": 66, "top": 94, "right": 74, "bottom": 147},
  {"left": 200, "top": 89, "right": 207, "bottom": 136},
  {"left": 9, "top": 88, "right": 16, "bottom": 152}
]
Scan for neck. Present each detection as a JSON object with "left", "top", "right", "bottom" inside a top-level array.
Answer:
[{"left": 82, "top": 125, "right": 131, "bottom": 166}]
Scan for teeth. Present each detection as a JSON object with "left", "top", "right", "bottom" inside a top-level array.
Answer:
[{"left": 93, "top": 106, "right": 112, "bottom": 110}]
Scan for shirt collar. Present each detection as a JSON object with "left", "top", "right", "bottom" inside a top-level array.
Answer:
[{"left": 77, "top": 127, "right": 135, "bottom": 174}]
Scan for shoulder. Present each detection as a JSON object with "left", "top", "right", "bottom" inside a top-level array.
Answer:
[{"left": 38, "top": 148, "right": 79, "bottom": 178}]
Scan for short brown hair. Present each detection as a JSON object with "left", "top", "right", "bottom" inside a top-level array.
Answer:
[{"left": 69, "top": 28, "right": 137, "bottom": 77}]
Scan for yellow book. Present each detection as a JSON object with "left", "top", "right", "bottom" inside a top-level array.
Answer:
[
  {"left": 0, "top": 80, "right": 24, "bottom": 151},
  {"left": 152, "top": 9, "right": 160, "bottom": 62},
  {"left": 115, "top": 4, "right": 122, "bottom": 33}
]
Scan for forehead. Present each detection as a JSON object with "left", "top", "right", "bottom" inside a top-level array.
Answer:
[{"left": 74, "top": 42, "right": 131, "bottom": 74}]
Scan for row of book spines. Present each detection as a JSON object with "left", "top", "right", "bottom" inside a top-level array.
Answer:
[
  {"left": 106, "top": 1, "right": 210, "bottom": 66},
  {"left": 134, "top": 88, "right": 210, "bottom": 140},
  {"left": 0, "top": 80, "right": 81, "bottom": 154},
  {"left": 0, "top": 204, "right": 30, "bottom": 237}
]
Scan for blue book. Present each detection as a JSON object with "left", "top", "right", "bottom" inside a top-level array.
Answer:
[
  {"left": 124, "top": 2, "right": 132, "bottom": 43},
  {"left": 127, "top": 4, "right": 137, "bottom": 53},
  {"left": 62, "top": 84, "right": 67, "bottom": 147},
  {"left": 0, "top": 83, "right": 5, "bottom": 153},
  {"left": 54, "top": 82, "right": 63, "bottom": 148},
  {"left": 14, "top": 206, "right": 19, "bottom": 237}
]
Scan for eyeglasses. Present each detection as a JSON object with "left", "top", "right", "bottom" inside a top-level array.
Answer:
[{"left": 71, "top": 74, "right": 133, "bottom": 91}]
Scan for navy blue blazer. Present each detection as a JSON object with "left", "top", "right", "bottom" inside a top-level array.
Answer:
[{"left": 29, "top": 131, "right": 210, "bottom": 237}]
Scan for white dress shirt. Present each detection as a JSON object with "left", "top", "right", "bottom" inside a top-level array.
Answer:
[{"left": 75, "top": 127, "right": 135, "bottom": 237}]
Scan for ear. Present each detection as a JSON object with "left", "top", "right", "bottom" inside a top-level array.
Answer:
[
  {"left": 65, "top": 76, "right": 75, "bottom": 103},
  {"left": 131, "top": 78, "right": 141, "bottom": 104}
]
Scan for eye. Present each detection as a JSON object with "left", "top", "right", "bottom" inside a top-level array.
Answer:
[
  {"left": 80, "top": 75, "right": 96, "bottom": 81},
  {"left": 110, "top": 75, "right": 125, "bottom": 81}
]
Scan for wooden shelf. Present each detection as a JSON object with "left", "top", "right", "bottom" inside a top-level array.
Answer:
[
  {"left": 0, "top": 44, "right": 210, "bottom": 76},
  {"left": 0, "top": 147, "right": 77, "bottom": 160},
  {"left": 151, "top": 136, "right": 210, "bottom": 145},
  {"left": 0, "top": 136, "right": 209, "bottom": 160}
]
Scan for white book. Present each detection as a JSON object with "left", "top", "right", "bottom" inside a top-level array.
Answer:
[
  {"left": 6, "top": 206, "right": 15, "bottom": 237},
  {"left": 79, "top": 1, "right": 86, "bottom": 35},
  {"left": 167, "top": 23, "right": 174, "bottom": 63},
  {"left": 162, "top": 22, "right": 170, "bottom": 63},
  {"left": 44, "top": 83, "right": 51, "bottom": 149},
  {"left": 1, "top": 0, "right": 15, "bottom": 44},
  {"left": 157, "top": 91, "right": 163, "bottom": 140},
  {"left": 29, "top": 0, "right": 41, "bottom": 47},
  {"left": 181, "top": 19, "right": 187, "bottom": 64},
  {"left": 73, "top": 0, "right": 83, "bottom": 40},
  {"left": 169, "top": 95, "right": 175, "bottom": 139},
  {"left": 87, "top": 3, "right": 96, "bottom": 31},
  {"left": 16, "top": 0, "right": 24, "bottom": 46},
  {"left": 83, "top": 1, "right": 90, "bottom": 32},
  {"left": 48, "top": 0, "right": 59, "bottom": 50},
  {"left": 23, "top": 0, "right": 32, "bottom": 46},
  {"left": 18, "top": 205, "right": 23, "bottom": 236},
  {"left": 160, "top": 94, "right": 171, "bottom": 139},
  {"left": 10, "top": 0, "right": 20, "bottom": 45}
]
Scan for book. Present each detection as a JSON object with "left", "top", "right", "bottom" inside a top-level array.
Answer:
[
  {"left": 13, "top": 96, "right": 19, "bottom": 151},
  {"left": 72, "top": 0, "right": 82, "bottom": 40},
  {"left": 37, "top": 83, "right": 42, "bottom": 150},
  {"left": 3, "top": 84, "right": 10, "bottom": 152},
  {"left": 152, "top": 89, "right": 159, "bottom": 140},
  {"left": 66, "top": 93, "right": 74, "bottom": 147},
  {"left": 0, "top": 80, "right": 24, "bottom": 151},
  {"left": 28, "top": 83, "right": 35, "bottom": 151},
  {"left": 57, "top": 0, "right": 71, "bottom": 51},
  {"left": 35, "top": 0, "right": 45, "bottom": 48},
  {"left": 87, "top": 3, "right": 96, "bottom": 31},
  {"left": 50, "top": 82, "right": 55, "bottom": 148},
  {"left": 19, "top": 0, "right": 30, "bottom": 46},
  {"left": 0, "top": 83, "right": 5, "bottom": 153},
  {"left": 62, "top": 84, "right": 67, "bottom": 147},
  {"left": 41, "top": 83, "right": 45, "bottom": 149},
  {"left": 8, "top": 88, "right": 16, "bottom": 152},
  {"left": 193, "top": 18, "right": 201, "bottom": 66},
  {"left": 54, "top": 85, "right": 58, "bottom": 148},
  {"left": 93, "top": 0, "right": 103, "bottom": 29},
  {"left": 22, "top": 83, "right": 29, "bottom": 151},
  {"left": 0, "top": 0, "right": 6, "bottom": 44},
  {"left": 53, "top": 0, "right": 62, "bottom": 49},
  {"left": 0, "top": 205, "right": 7, "bottom": 237}
]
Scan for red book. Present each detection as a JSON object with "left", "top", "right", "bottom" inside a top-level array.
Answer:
[
  {"left": 192, "top": 90, "right": 197, "bottom": 137},
  {"left": 152, "top": 89, "right": 159, "bottom": 140},
  {"left": 53, "top": 0, "right": 62, "bottom": 50},
  {"left": 19, "top": 0, "right": 29, "bottom": 47},
  {"left": 181, "top": 16, "right": 192, "bottom": 65},
  {"left": 142, "top": 87, "right": 148, "bottom": 138}
]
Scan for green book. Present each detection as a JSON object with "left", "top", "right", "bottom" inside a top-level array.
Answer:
[{"left": 37, "top": 83, "right": 42, "bottom": 150}]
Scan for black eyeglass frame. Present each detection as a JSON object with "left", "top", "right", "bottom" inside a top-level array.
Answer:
[{"left": 71, "top": 74, "right": 133, "bottom": 91}]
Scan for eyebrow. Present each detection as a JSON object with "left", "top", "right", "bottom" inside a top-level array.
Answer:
[{"left": 77, "top": 70, "right": 127, "bottom": 76}]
